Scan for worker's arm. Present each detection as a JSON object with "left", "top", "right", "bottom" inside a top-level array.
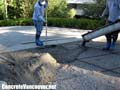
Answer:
[
  {"left": 118, "top": 0, "right": 120, "bottom": 21},
  {"left": 101, "top": 2, "right": 109, "bottom": 18},
  {"left": 35, "top": 6, "right": 45, "bottom": 22}
]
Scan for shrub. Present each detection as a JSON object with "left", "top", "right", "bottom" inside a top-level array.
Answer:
[
  {"left": 47, "top": 0, "right": 68, "bottom": 18},
  {"left": 48, "top": 17, "right": 105, "bottom": 30},
  {"left": 7, "top": 5, "right": 16, "bottom": 19},
  {"left": 0, "top": 18, "right": 105, "bottom": 30},
  {"left": 78, "top": 0, "right": 105, "bottom": 18},
  {"left": 0, "top": 18, "right": 33, "bottom": 26},
  {"left": 0, "top": 19, "right": 15, "bottom": 26},
  {"left": 68, "top": 8, "right": 76, "bottom": 18}
]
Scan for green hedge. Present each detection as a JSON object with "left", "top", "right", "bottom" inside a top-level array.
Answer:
[
  {"left": 0, "top": 18, "right": 32, "bottom": 26},
  {"left": 48, "top": 18, "right": 105, "bottom": 30},
  {"left": 0, "top": 18, "right": 105, "bottom": 30}
]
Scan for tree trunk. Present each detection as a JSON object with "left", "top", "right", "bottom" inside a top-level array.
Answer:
[{"left": 4, "top": 0, "right": 8, "bottom": 19}]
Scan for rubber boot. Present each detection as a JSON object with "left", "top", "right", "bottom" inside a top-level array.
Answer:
[
  {"left": 35, "top": 34, "right": 43, "bottom": 46},
  {"left": 103, "top": 42, "right": 111, "bottom": 50},
  {"left": 111, "top": 42, "right": 115, "bottom": 49},
  {"left": 36, "top": 40, "right": 43, "bottom": 46}
]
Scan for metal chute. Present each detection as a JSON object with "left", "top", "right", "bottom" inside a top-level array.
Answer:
[{"left": 82, "top": 22, "right": 120, "bottom": 46}]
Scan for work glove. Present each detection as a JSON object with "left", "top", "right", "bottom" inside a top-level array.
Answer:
[{"left": 39, "top": 16, "right": 46, "bottom": 22}]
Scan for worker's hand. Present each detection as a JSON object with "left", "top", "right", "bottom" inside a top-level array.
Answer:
[
  {"left": 42, "top": 18, "right": 46, "bottom": 22},
  {"left": 43, "top": 18, "right": 46, "bottom": 23},
  {"left": 39, "top": 16, "right": 46, "bottom": 22}
]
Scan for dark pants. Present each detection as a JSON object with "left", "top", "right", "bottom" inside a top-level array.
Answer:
[{"left": 105, "top": 21, "right": 119, "bottom": 43}]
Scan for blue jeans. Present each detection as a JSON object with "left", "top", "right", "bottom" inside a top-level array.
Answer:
[{"left": 33, "top": 20, "right": 43, "bottom": 35}]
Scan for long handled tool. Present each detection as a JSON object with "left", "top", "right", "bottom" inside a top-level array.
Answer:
[{"left": 45, "top": 8, "right": 48, "bottom": 44}]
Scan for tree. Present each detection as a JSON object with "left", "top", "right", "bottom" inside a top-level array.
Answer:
[
  {"left": 79, "top": 0, "right": 105, "bottom": 18},
  {"left": 0, "top": 0, "right": 17, "bottom": 19},
  {"left": 0, "top": 0, "right": 8, "bottom": 19},
  {"left": 19, "top": 0, "right": 37, "bottom": 18},
  {"left": 7, "top": 0, "right": 37, "bottom": 19},
  {"left": 0, "top": 0, "right": 4, "bottom": 19},
  {"left": 47, "top": 0, "right": 69, "bottom": 18},
  {"left": 0, "top": 0, "right": 69, "bottom": 19}
]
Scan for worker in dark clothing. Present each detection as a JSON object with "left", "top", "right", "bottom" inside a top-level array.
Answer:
[{"left": 101, "top": 0, "right": 120, "bottom": 50}]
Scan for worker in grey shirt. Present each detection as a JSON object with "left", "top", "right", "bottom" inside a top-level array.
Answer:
[
  {"left": 101, "top": 0, "right": 120, "bottom": 50},
  {"left": 32, "top": 0, "right": 48, "bottom": 46}
]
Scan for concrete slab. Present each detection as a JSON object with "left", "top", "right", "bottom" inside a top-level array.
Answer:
[
  {"left": 112, "top": 68, "right": 120, "bottom": 75},
  {"left": 79, "top": 54, "right": 120, "bottom": 69},
  {"left": 61, "top": 44, "right": 80, "bottom": 50},
  {"left": 0, "top": 26, "right": 85, "bottom": 46},
  {"left": 1, "top": 26, "right": 120, "bottom": 53},
  {"left": 49, "top": 45, "right": 84, "bottom": 64},
  {"left": 77, "top": 48, "right": 110, "bottom": 60},
  {"left": 0, "top": 37, "right": 82, "bottom": 53},
  {"left": 71, "top": 61, "right": 104, "bottom": 72},
  {"left": 0, "top": 26, "right": 88, "bottom": 53},
  {"left": 88, "top": 41, "right": 120, "bottom": 51}
]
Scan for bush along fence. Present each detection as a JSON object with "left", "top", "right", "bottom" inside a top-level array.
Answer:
[{"left": 0, "top": 17, "right": 105, "bottom": 30}]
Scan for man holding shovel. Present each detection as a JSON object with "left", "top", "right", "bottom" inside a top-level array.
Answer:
[{"left": 32, "top": 0, "right": 48, "bottom": 46}]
